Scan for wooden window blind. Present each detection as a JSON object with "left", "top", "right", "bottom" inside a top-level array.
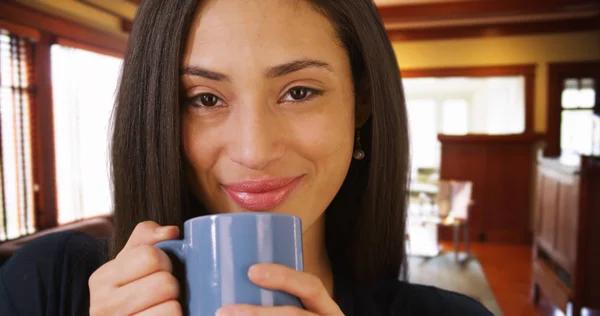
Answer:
[{"left": 0, "top": 28, "right": 36, "bottom": 241}]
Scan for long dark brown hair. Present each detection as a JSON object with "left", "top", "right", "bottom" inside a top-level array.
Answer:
[{"left": 110, "top": 0, "right": 410, "bottom": 286}]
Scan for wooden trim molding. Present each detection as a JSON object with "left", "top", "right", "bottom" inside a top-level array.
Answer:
[
  {"left": 56, "top": 38, "right": 124, "bottom": 59},
  {"left": 401, "top": 64, "right": 537, "bottom": 134},
  {"left": 0, "top": 20, "right": 40, "bottom": 40},
  {"left": 77, "top": 0, "right": 137, "bottom": 20},
  {"left": 0, "top": 1, "right": 127, "bottom": 57},
  {"left": 386, "top": 14, "right": 600, "bottom": 42},
  {"left": 33, "top": 33, "right": 58, "bottom": 230},
  {"left": 379, "top": 0, "right": 600, "bottom": 41},
  {"left": 438, "top": 133, "right": 545, "bottom": 143},
  {"left": 401, "top": 65, "right": 536, "bottom": 78},
  {"left": 377, "top": 0, "right": 599, "bottom": 24},
  {"left": 121, "top": 19, "right": 134, "bottom": 33}
]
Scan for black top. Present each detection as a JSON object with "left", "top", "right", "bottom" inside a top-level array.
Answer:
[{"left": 0, "top": 232, "right": 492, "bottom": 315}]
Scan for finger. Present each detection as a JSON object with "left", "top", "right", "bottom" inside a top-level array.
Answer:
[
  {"left": 132, "top": 300, "right": 182, "bottom": 316},
  {"left": 248, "top": 264, "right": 343, "bottom": 315},
  {"left": 217, "top": 304, "right": 313, "bottom": 316},
  {"left": 93, "top": 245, "right": 173, "bottom": 287},
  {"left": 119, "top": 221, "right": 179, "bottom": 255},
  {"left": 115, "top": 271, "right": 180, "bottom": 315}
]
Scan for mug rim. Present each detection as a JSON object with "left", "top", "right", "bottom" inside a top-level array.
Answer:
[{"left": 184, "top": 213, "right": 301, "bottom": 225}]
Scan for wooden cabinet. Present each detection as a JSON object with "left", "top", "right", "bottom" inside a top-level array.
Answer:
[{"left": 532, "top": 155, "right": 600, "bottom": 316}]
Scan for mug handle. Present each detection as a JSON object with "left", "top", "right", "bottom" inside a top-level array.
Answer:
[{"left": 155, "top": 240, "right": 187, "bottom": 262}]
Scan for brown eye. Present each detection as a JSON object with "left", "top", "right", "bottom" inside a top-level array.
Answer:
[
  {"left": 289, "top": 87, "right": 309, "bottom": 100},
  {"left": 282, "top": 86, "right": 324, "bottom": 103},
  {"left": 198, "top": 93, "right": 220, "bottom": 107}
]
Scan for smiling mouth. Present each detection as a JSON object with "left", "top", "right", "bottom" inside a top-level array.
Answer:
[{"left": 221, "top": 175, "right": 305, "bottom": 211}]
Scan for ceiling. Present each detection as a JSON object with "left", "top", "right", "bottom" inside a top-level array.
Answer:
[
  {"left": 373, "top": 0, "right": 464, "bottom": 6},
  {"left": 11, "top": 0, "right": 600, "bottom": 41}
]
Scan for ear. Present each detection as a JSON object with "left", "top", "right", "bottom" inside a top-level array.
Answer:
[{"left": 354, "top": 77, "right": 371, "bottom": 128}]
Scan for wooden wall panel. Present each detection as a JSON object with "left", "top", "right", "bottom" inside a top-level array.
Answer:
[
  {"left": 439, "top": 134, "right": 541, "bottom": 243},
  {"left": 438, "top": 142, "right": 487, "bottom": 241},
  {"left": 483, "top": 143, "right": 532, "bottom": 243}
]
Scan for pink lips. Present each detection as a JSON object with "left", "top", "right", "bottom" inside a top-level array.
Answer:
[{"left": 221, "top": 176, "right": 304, "bottom": 211}]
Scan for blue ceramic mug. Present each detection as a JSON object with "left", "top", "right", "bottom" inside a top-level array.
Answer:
[{"left": 155, "top": 213, "right": 304, "bottom": 315}]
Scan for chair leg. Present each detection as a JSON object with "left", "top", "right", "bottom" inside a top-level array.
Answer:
[
  {"left": 531, "top": 282, "right": 540, "bottom": 305},
  {"left": 453, "top": 224, "right": 460, "bottom": 263},
  {"left": 464, "top": 222, "right": 470, "bottom": 259},
  {"left": 569, "top": 302, "right": 582, "bottom": 316}
]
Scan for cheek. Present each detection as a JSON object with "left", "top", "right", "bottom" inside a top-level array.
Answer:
[
  {"left": 182, "top": 115, "right": 219, "bottom": 178},
  {"left": 292, "top": 99, "right": 355, "bottom": 177},
  {"left": 298, "top": 117, "right": 353, "bottom": 161}
]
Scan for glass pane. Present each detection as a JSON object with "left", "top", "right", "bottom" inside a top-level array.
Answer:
[
  {"left": 579, "top": 78, "right": 595, "bottom": 108},
  {"left": 442, "top": 99, "right": 468, "bottom": 135},
  {"left": 593, "top": 115, "right": 600, "bottom": 156},
  {"left": 562, "top": 78, "right": 595, "bottom": 109},
  {"left": 403, "top": 76, "right": 525, "bottom": 135},
  {"left": 407, "top": 100, "right": 439, "bottom": 170},
  {"left": 561, "top": 78, "right": 579, "bottom": 109},
  {"left": 52, "top": 45, "right": 122, "bottom": 224},
  {"left": 561, "top": 110, "right": 594, "bottom": 156}
]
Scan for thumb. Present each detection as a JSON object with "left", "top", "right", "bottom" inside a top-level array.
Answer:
[{"left": 118, "top": 221, "right": 180, "bottom": 257}]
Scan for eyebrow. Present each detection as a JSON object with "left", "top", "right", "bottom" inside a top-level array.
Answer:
[
  {"left": 181, "top": 59, "right": 333, "bottom": 81},
  {"left": 265, "top": 59, "right": 333, "bottom": 78},
  {"left": 181, "top": 66, "right": 230, "bottom": 81}
]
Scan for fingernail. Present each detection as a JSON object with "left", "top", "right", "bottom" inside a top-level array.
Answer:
[
  {"left": 155, "top": 226, "right": 172, "bottom": 235},
  {"left": 216, "top": 306, "right": 235, "bottom": 316},
  {"left": 249, "top": 265, "right": 269, "bottom": 280}
]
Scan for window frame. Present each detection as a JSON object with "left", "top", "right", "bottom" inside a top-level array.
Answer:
[
  {"left": 401, "top": 64, "right": 537, "bottom": 135},
  {"left": 0, "top": 1, "right": 126, "bottom": 236},
  {"left": 545, "top": 61, "right": 600, "bottom": 157}
]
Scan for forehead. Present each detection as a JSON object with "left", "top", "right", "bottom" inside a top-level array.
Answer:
[{"left": 183, "top": 0, "right": 346, "bottom": 68}]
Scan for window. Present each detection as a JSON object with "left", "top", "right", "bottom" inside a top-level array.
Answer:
[
  {"left": 560, "top": 78, "right": 597, "bottom": 157},
  {"left": 546, "top": 61, "right": 600, "bottom": 158},
  {"left": 404, "top": 75, "right": 527, "bottom": 178},
  {"left": 0, "top": 29, "right": 36, "bottom": 241},
  {"left": 51, "top": 45, "right": 122, "bottom": 224},
  {"left": 403, "top": 76, "right": 525, "bottom": 136},
  {"left": 407, "top": 99, "right": 438, "bottom": 170},
  {"left": 442, "top": 99, "right": 468, "bottom": 135}
]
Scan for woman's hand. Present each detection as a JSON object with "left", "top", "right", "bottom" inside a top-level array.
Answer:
[
  {"left": 88, "top": 221, "right": 182, "bottom": 316},
  {"left": 217, "top": 264, "right": 344, "bottom": 316}
]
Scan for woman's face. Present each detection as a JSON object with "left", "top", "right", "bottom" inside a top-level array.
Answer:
[{"left": 181, "top": 0, "right": 355, "bottom": 232}]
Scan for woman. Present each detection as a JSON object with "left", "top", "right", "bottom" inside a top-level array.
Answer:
[{"left": 0, "top": 0, "right": 491, "bottom": 315}]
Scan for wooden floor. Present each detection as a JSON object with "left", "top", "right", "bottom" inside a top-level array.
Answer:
[{"left": 441, "top": 242, "right": 599, "bottom": 316}]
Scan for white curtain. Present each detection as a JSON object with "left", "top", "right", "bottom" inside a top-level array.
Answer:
[{"left": 51, "top": 45, "right": 122, "bottom": 224}]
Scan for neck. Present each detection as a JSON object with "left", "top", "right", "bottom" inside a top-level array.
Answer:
[{"left": 302, "top": 215, "right": 334, "bottom": 298}]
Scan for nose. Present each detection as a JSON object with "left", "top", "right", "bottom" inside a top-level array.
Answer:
[{"left": 227, "top": 102, "right": 286, "bottom": 171}]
